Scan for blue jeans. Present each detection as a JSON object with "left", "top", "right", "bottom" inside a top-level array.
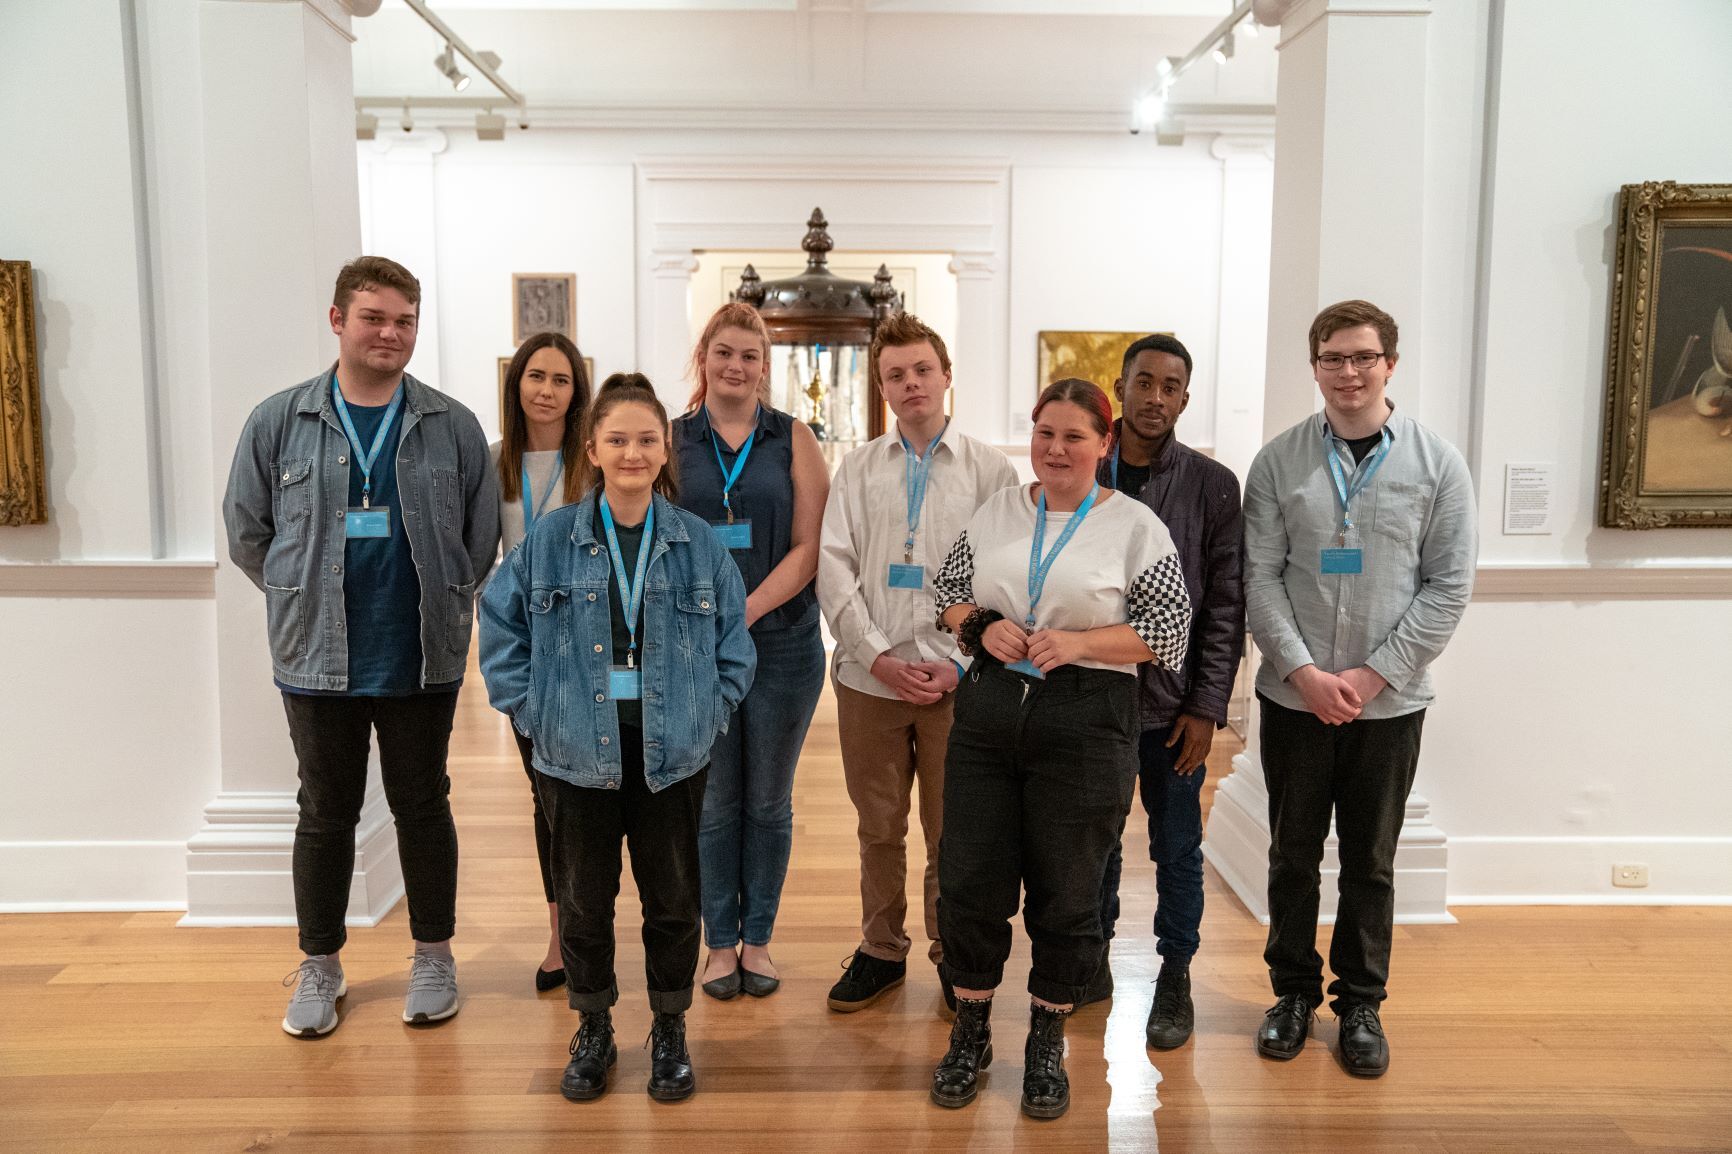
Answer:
[
  {"left": 699, "top": 611, "right": 825, "bottom": 949},
  {"left": 1098, "top": 724, "right": 1206, "bottom": 963}
]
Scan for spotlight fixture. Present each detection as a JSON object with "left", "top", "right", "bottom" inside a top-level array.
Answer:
[
  {"left": 400, "top": 101, "right": 414, "bottom": 134},
  {"left": 434, "top": 43, "right": 470, "bottom": 91},
  {"left": 475, "top": 111, "right": 506, "bottom": 141},
  {"left": 1157, "top": 55, "right": 1178, "bottom": 77},
  {"left": 1240, "top": 19, "right": 1259, "bottom": 38},
  {"left": 1211, "top": 32, "right": 1235, "bottom": 65},
  {"left": 356, "top": 111, "right": 378, "bottom": 141},
  {"left": 1136, "top": 91, "right": 1166, "bottom": 129}
]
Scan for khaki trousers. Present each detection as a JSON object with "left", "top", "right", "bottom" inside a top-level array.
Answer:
[{"left": 834, "top": 679, "right": 951, "bottom": 965}]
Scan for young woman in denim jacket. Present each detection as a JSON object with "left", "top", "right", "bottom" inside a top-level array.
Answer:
[{"left": 479, "top": 374, "right": 756, "bottom": 1104}]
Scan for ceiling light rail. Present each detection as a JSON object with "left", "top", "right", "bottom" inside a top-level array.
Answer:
[
  {"left": 1132, "top": 0, "right": 1264, "bottom": 140},
  {"left": 356, "top": 0, "right": 527, "bottom": 140}
]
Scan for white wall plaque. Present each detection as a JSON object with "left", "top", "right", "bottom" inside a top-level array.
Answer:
[{"left": 1503, "top": 462, "right": 1554, "bottom": 535}]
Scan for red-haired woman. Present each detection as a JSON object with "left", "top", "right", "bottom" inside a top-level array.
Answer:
[
  {"left": 489, "top": 331, "right": 591, "bottom": 992},
  {"left": 928, "top": 378, "right": 1192, "bottom": 1119},
  {"left": 672, "top": 303, "right": 830, "bottom": 1000}
]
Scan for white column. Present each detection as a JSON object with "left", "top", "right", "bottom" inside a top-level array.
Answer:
[
  {"left": 1203, "top": 0, "right": 1452, "bottom": 925},
  {"left": 183, "top": 0, "right": 401, "bottom": 926},
  {"left": 647, "top": 249, "right": 698, "bottom": 413},
  {"left": 948, "top": 252, "right": 1009, "bottom": 444},
  {"left": 1209, "top": 135, "right": 1275, "bottom": 482}
]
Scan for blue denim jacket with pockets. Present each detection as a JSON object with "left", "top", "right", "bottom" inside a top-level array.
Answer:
[
  {"left": 223, "top": 368, "right": 500, "bottom": 691},
  {"left": 478, "top": 490, "right": 757, "bottom": 793}
]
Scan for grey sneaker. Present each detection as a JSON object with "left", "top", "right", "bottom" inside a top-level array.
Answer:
[
  {"left": 281, "top": 955, "right": 346, "bottom": 1038},
  {"left": 403, "top": 952, "right": 460, "bottom": 1024}
]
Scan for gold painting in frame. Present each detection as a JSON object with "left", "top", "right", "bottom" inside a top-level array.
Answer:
[
  {"left": 1601, "top": 182, "right": 1732, "bottom": 528},
  {"left": 499, "top": 355, "right": 595, "bottom": 430},
  {"left": 1037, "top": 331, "right": 1170, "bottom": 418},
  {"left": 0, "top": 260, "right": 48, "bottom": 526},
  {"left": 511, "top": 273, "right": 576, "bottom": 346}
]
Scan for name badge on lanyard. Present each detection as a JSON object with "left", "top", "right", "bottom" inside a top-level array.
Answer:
[
  {"left": 889, "top": 421, "right": 947, "bottom": 590},
  {"left": 601, "top": 493, "right": 655, "bottom": 703},
  {"left": 1005, "top": 482, "right": 1099, "bottom": 680},
  {"left": 332, "top": 378, "right": 404, "bottom": 540},
  {"left": 1321, "top": 425, "right": 1391, "bottom": 577},
  {"left": 708, "top": 406, "right": 757, "bottom": 550}
]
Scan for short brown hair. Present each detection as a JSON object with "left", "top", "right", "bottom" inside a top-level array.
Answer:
[
  {"left": 333, "top": 256, "right": 421, "bottom": 316},
  {"left": 869, "top": 311, "right": 951, "bottom": 386},
  {"left": 1308, "top": 299, "right": 1398, "bottom": 362}
]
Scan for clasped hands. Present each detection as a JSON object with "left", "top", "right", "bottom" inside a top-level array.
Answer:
[
  {"left": 870, "top": 653, "right": 960, "bottom": 705},
  {"left": 1290, "top": 663, "right": 1387, "bottom": 725},
  {"left": 978, "top": 618, "right": 1090, "bottom": 673}
]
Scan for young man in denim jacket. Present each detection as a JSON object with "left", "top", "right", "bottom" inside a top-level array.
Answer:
[{"left": 224, "top": 256, "right": 499, "bottom": 1038}]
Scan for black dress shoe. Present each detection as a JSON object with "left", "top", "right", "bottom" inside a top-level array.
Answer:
[
  {"left": 1256, "top": 993, "right": 1316, "bottom": 1060},
  {"left": 739, "top": 966, "right": 780, "bottom": 998},
  {"left": 1076, "top": 944, "right": 1113, "bottom": 1007},
  {"left": 701, "top": 963, "right": 741, "bottom": 1001},
  {"left": 1336, "top": 1002, "right": 1390, "bottom": 1077},
  {"left": 647, "top": 1012, "right": 696, "bottom": 1101},
  {"left": 560, "top": 1009, "right": 616, "bottom": 1101},
  {"left": 1021, "top": 1004, "right": 1071, "bottom": 1119},
  {"left": 1145, "top": 961, "right": 1193, "bottom": 1050},
  {"left": 930, "top": 996, "right": 993, "bottom": 1108},
  {"left": 827, "top": 950, "right": 906, "bottom": 1012},
  {"left": 535, "top": 965, "right": 566, "bottom": 993}
]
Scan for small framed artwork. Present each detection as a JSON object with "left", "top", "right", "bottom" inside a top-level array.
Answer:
[
  {"left": 512, "top": 273, "right": 576, "bottom": 346},
  {"left": 1600, "top": 182, "right": 1732, "bottom": 528},
  {"left": 1037, "top": 331, "right": 1165, "bottom": 417},
  {"left": 499, "top": 354, "right": 595, "bottom": 430},
  {"left": 0, "top": 260, "right": 48, "bottom": 526}
]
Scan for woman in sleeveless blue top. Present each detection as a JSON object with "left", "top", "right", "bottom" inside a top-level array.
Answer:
[{"left": 672, "top": 303, "right": 830, "bottom": 999}]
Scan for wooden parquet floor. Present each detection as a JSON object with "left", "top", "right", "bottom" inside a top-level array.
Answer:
[{"left": 3, "top": 670, "right": 1729, "bottom": 1152}]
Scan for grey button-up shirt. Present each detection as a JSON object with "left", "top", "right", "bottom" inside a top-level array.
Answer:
[{"left": 1243, "top": 405, "right": 1477, "bottom": 720}]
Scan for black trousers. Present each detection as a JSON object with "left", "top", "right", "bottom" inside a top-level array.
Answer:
[
  {"left": 281, "top": 691, "right": 460, "bottom": 956},
  {"left": 512, "top": 729, "right": 557, "bottom": 903},
  {"left": 535, "top": 725, "right": 708, "bottom": 1014},
  {"left": 937, "top": 661, "right": 1139, "bottom": 1006},
  {"left": 1259, "top": 693, "right": 1425, "bottom": 1013}
]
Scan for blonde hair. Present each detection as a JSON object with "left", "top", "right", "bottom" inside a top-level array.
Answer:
[{"left": 686, "top": 302, "right": 771, "bottom": 411}]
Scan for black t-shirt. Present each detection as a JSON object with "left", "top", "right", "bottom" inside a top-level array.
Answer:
[
  {"left": 594, "top": 505, "right": 648, "bottom": 729},
  {"left": 1345, "top": 431, "right": 1384, "bottom": 464},
  {"left": 1114, "top": 458, "right": 1152, "bottom": 496}
]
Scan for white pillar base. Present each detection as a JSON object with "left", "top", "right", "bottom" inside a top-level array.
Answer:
[
  {"left": 1205, "top": 751, "right": 1456, "bottom": 926},
  {"left": 179, "top": 786, "right": 403, "bottom": 928}
]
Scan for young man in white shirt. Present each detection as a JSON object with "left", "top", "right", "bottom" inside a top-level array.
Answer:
[{"left": 817, "top": 313, "right": 1018, "bottom": 1016}]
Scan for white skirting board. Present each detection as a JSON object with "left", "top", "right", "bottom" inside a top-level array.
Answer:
[
  {"left": 1446, "top": 836, "right": 1732, "bottom": 905},
  {"left": 0, "top": 841, "right": 190, "bottom": 911},
  {"left": 179, "top": 786, "right": 403, "bottom": 927},
  {"left": 1203, "top": 750, "right": 1457, "bottom": 926}
]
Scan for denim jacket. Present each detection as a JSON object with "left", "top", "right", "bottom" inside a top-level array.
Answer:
[
  {"left": 478, "top": 491, "right": 757, "bottom": 793},
  {"left": 223, "top": 367, "right": 500, "bottom": 690}
]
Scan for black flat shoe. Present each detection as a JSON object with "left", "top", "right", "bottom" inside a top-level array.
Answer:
[
  {"left": 701, "top": 965, "right": 742, "bottom": 1001},
  {"left": 1336, "top": 1002, "right": 1390, "bottom": 1078},
  {"left": 740, "top": 967, "right": 780, "bottom": 997},
  {"left": 535, "top": 965, "right": 566, "bottom": 993},
  {"left": 1256, "top": 993, "right": 1316, "bottom": 1060}
]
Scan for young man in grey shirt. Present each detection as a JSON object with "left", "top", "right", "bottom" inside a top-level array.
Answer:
[{"left": 1242, "top": 299, "right": 1476, "bottom": 1077}]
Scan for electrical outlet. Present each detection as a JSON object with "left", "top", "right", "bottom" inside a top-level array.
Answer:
[{"left": 1612, "top": 863, "right": 1649, "bottom": 888}]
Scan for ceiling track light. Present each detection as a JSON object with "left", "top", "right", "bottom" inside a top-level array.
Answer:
[
  {"left": 356, "top": 111, "right": 378, "bottom": 141},
  {"left": 1132, "top": 1, "right": 1261, "bottom": 136},
  {"left": 400, "top": 100, "right": 414, "bottom": 134},
  {"left": 1211, "top": 32, "right": 1235, "bottom": 65},
  {"left": 434, "top": 43, "right": 470, "bottom": 91},
  {"left": 475, "top": 111, "right": 506, "bottom": 141}
]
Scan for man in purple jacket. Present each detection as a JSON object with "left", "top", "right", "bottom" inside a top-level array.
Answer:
[{"left": 1087, "top": 334, "right": 1245, "bottom": 1050}]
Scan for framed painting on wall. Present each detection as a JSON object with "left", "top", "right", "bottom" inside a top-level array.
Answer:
[
  {"left": 512, "top": 273, "right": 576, "bottom": 345},
  {"left": 1601, "top": 182, "right": 1732, "bottom": 528},
  {"left": 0, "top": 260, "right": 48, "bottom": 526},
  {"left": 499, "top": 355, "right": 595, "bottom": 430},
  {"left": 1036, "top": 331, "right": 1169, "bottom": 417}
]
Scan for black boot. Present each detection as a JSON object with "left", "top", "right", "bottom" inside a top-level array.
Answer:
[
  {"left": 646, "top": 1011, "right": 696, "bottom": 1101},
  {"left": 1021, "top": 1003, "right": 1071, "bottom": 1119},
  {"left": 560, "top": 1009, "right": 616, "bottom": 1102},
  {"left": 1145, "top": 961, "right": 1194, "bottom": 1050},
  {"left": 1077, "top": 943, "right": 1113, "bottom": 1007},
  {"left": 930, "top": 996, "right": 993, "bottom": 1108}
]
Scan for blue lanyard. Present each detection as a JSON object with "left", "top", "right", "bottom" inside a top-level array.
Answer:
[
  {"left": 331, "top": 378, "right": 403, "bottom": 509},
  {"left": 708, "top": 405, "right": 759, "bottom": 523},
  {"left": 520, "top": 455, "right": 565, "bottom": 532},
  {"left": 1323, "top": 424, "right": 1393, "bottom": 542},
  {"left": 599, "top": 494, "right": 655, "bottom": 669},
  {"left": 1025, "top": 482, "right": 1100, "bottom": 629},
  {"left": 900, "top": 420, "right": 948, "bottom": 562}
]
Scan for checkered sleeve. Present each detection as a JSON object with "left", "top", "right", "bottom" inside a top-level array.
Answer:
[
  {"left": 933, "top": 529, "right": 975, "bottom": 623},
  {"left": 1128, "top": 552, "right": 1192, "bottom": 671}
]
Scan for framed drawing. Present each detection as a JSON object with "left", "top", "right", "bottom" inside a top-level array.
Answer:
[
  {"left": 512, "top": 273, "right": 576, "bottom": 345},
  {"left": 499, "top": 354, "right": 594, "bottom": 430},
  {"left": 0, "top": 260, "right": 48, "bottom": 526},
  {"left": 1037, "top": 331, "right": 1168, "bottom": 417},
  {"left": 1601, "top": 182, "right": 1732, "bottom": 528}
]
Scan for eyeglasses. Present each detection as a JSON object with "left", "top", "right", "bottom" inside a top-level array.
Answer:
[{"left": 1315, "top": 351, "right": 1386, "bottom": 372}]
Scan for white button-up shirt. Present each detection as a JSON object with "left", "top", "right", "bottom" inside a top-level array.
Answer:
[{"left": 818, "top": 421, "right": 1019, "bottom": 699}]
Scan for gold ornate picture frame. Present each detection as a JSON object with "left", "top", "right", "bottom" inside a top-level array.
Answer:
[
  {"left": 0, "top": 260, "right": 48, "bottom": 526},
  {"left": 1600, "top": 182, "right": 1732, "bottom": 528}
]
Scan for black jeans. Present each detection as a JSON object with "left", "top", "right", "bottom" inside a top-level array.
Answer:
[
  {"left": 1259, "top": 693, "right": 1425, "bottom": 1013},
  {"left": 1098, "top": 723, "right": 1207, "bottom": 962},
  {"left": 512, "top": 729, "right": 556, "bottom": 903},
  {"left": 282, "top": 691, "right": 460, "bottom": 956},
  {"left": 536, "top": 724, "right": 707, "bottom": 1014},
  {"left": 937, "top": 661, "right": 1138, "bottom": 1006}
]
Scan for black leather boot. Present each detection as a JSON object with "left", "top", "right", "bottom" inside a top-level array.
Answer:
[
  {"left": 646, "top": 1011, "right": 696, "bottom": 1101},
  {"left": 930, "top": 996, "right": 993, "bottom": 1108},
  {"left": 1145, "top": 961, "right": 1194, "bottom": 1049},
  {"left": 560, "top": 1009, "right": 616, "bottom": 1101},
  {"left": 1021, "top": 1003, "right": 1071, "bottom": 1119}
]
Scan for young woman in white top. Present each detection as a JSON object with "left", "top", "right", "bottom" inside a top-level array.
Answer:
[
  {"left": 489, "top": 331, "right": 591, "bottom": 992},
  {"left": 928, "top": 378, "right": 1192, "bottom": 1120}
]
